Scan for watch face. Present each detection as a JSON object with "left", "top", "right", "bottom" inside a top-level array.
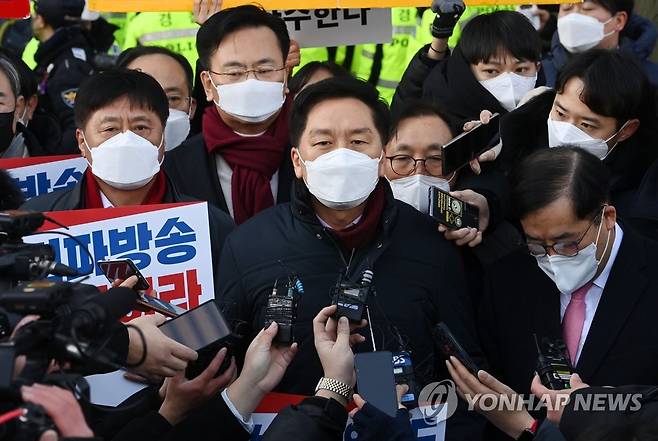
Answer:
[{"left": 451, "top": 199, "right": 462, "bottom": 214}]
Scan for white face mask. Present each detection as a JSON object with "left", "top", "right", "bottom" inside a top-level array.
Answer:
[
  {"left": 558, "top": 13, "right": 615, "bottom": 53},
  {"left": 84, "top": 130, "right": 163, "bottom": 190},
  {"left": 479, "top": 72, "right": 538, "bottom": 111},
  {"left": 210, "top": 76, "right": 285, "bottom": 123},
  {"left": 164, "top": 108, "right": 191, "bottom": 151},
  {"left": 298, "top": 147, "right": 381, "bottom": 210},
  {"left": 535, "top": 210, "right": 611, "bottom": 294},
  {"left": 389, "top": 174, "right": 451, "bottom": 214},
  {"left": 18, "top": 106, "right": 29, "bottom": 128},
  {"left": 547, "top": 117, "right": 627, "bottom": 160}
]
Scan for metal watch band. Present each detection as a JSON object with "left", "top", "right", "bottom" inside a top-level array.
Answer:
[{"left": 315, "top": 377, "right": 353, "bottom": 400}]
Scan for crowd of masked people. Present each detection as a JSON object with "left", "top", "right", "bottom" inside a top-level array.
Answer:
[{"left": 1, "top": 0, "right": 658, "bottom": 440}]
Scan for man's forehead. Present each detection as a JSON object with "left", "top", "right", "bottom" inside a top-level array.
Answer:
[{"left": 90, "top": 99, "right": 158, "bottom": 122}]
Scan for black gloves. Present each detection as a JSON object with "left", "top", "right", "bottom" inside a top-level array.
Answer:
[{"left": 431, "top": 0, "right": 466, "bottom": 39}]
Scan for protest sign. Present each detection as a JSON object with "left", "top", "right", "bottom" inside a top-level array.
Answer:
[
  {"left": 0, "top": 155, "right": 87, "bottom": 201},
  {"left": 274, "top": 8, "right": 392, "bottom": 48},
  {"left": 22, "top": 202, "right": 215, "bottom": 320},
  {"left": 249, "top": 393, "right": 448, "bottom": 441},
  {"left": 0, "top": 0, "right": 29, "bottom": 18},
  {"left": 89, "top": 0, "right": 579, "bottom": 12}
]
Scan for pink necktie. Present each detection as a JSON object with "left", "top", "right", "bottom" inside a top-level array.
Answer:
[{"left": 562, "top": 282, "right": 592, "bottom": 365}]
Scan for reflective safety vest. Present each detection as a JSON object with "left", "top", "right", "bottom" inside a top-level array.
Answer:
[
  {"left": 22, "top": 37, "right": 39, "bottom": 70},
  {"left": 295, "top": 46, "right": 353, "bottom": 75},
  {"left": 351, "top": 7, "right": 428, "bottom": 104},
  {"left": 122, "top": 12, "right": 199, "bottom": 73}
]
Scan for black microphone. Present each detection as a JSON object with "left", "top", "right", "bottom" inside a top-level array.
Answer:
[
  {"left": 70, "top": 287, "right": 137, "bottom": 336},
  {"left": 28, "top": 260, "right": 79, "bottom": 277}
]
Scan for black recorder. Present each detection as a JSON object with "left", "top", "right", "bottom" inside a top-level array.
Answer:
[
  {"left": 428, "top": 186, "right": 479, "bottom": 230},
  {"left": 331, "top": 270, "right": 373, "bottom": 323},
  {"left": 264, "top": 275, "right": 304, "bottom": 345},
  {"left": 534, "top": 334, "right": 575, "bottom": 390}
]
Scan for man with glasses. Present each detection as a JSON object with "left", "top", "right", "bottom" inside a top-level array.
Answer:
[
  {"left": 477, "top": 146, "right": 658, "bottom": 440},
  {"left": 164, "top": 5, "right": 295, "bottom": 224},
  {"left": 117, "top": 46, "right": 197, "bottom": 151}
]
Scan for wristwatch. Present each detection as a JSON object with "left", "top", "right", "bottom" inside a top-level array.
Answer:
[{"left": 315, "top": 377, "right": 353, "bottom": 400}]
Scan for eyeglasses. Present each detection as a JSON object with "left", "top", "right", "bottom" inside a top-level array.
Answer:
[
  {"left": 207, "top": 66, "right": 287, "bottom": 84},
  {"left": 526, "top": 213, "right": 602, "bottom": 257},
  {"left": 386, "top": 155, "right": 444, "bottom": 177}
]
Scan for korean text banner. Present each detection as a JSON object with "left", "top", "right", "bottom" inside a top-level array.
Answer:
[
  {"left": 0, "top": 155, "right": 87, "bottom": 201},
  {"left": 22, "top": 202, "right": 215, "bottom": 320},
  {"left": 88, "top": 0, "right": 578, "bottom": 12},
  {"left": 249, "top": 393, "right": 448, "bottom": 441},
  {"left": 0, "top": 0, "right": 29, "bottom": 18},
  {"left": 275, "top": 8, "right": 392, "bottom": 48}
]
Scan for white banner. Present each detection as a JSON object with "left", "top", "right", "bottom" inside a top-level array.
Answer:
[
  {"left": 272, "top": 8, "right": 392, "bottom": 48},
  {"left": 1, "top": 155, "right": 87, "bottom": 201},
  {"left": 23, "top": 202, "right": 215, "bottom": 319}
]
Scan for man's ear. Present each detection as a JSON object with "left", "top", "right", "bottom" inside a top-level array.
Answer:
[
  {"left": 291, "top": 147, "right": 304, "bottom": 179},
  {"left": 603, "top": 204, "right": 617, "bottom": 230},
  {"left": 189, "top": 97, "right": 197, "bottom": 119},
  {"left": 14, "top": 96, "right": 26, "bottom": 122},
  {"left": 76, "top": 129, "right": 89, "bottom": 160},
  {"left": 616, "top": 118, "right": 640, "bottom": 143},
  {"left": 200, "top": 71, "right": 216, "bottom": 103},
  {"left": 613, "top": 11, "right": 628, "bottom": 33}
]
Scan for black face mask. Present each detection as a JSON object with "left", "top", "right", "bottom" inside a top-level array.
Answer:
[{"left": 0, "top": 111, "right": 15, "bottom": 153}]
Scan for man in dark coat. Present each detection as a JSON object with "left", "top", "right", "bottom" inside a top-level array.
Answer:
[
  {"left": 217, "top": 76, "right": 485, "bottom": 440},
  {"left": 22, "top": 69, "right": 234, "bottom": 297}
]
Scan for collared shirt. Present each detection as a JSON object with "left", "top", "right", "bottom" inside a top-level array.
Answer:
[
  {"left": 560, "top": 223, "right": 623, "bottom": 364},
  {"left": 215, "top": 155, "right": 279, "bottom": 220},
  {"left": 100, "top": 191, "right": 114, "bottom": 208},
  {"left": 221, "top": 388, "right": 254, "bottom": 434},
  {"left": 317, "top": 215, "right": 362, "bottom": 230}
]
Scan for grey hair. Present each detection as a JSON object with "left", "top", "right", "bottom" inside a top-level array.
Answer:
[{"left": 0, "top": 56, "right": 21, "bottom": 101}]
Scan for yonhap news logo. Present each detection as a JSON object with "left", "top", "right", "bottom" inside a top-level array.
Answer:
[{"left": 418, "top": 380, "right": 459, "bottom": 424}]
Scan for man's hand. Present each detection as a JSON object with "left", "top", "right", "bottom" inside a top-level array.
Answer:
[
  {"left": 193, "top": 0, "right": 222, "bottom": 25},
  {"left": 21, "top": 384, "right": 93, "bottom": 438},
  {"left": 227, "top": 322, "right": 298, "bottom": 419},
  {"left": 286, "top": 39, "right": 301, "bottom": 75},
  {"left": 126, "top": 313, "right": 198, "bottom": 381},
  {"left": 313, "top": 305, "right": 366, "bottom": 388},
  {"left": 111, "top": 275, "right": 139, "bottom": 289},
  {"left": 430, "top": 0, "right": 465, "bottom": 40},
  {"left": 462, "top": 110, "right": 500, "bottom": 175},
  {"left": 530, "top": 374, "right": 589, "bottom": 425},
  {"left": 159, "top": 347, "right": 236, "bottom": 425},
  {"left": 447, "top": 357, "right": 535, "bottom": 439},
  {"left": 437, "top": 189, "right": 490, "bottom": 247}
]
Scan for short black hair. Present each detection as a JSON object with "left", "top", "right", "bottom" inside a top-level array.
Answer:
[
  {"left": 588, "top": 0, "right": 634, "bottom": 16},
  {"left": 556, "top": 49, "right": 654, "bottom": 129},
  {"left": 0, "top": 55, "right": 20, "bottom": 102},
  {"left": 74, "top": 69, "right": 169, "bottom": 129},
  {"left": 289, "top": 61, "right": 352, "bottom": 96},
  {"left": 389, "top": 100, "right": 459, "bottom": 141},
  {"left": 512, "top": 146, "right": 610, "bottom": 220},
  {"left": 459, "top": 10, "right": 542, "bottom": 64},
  {"left": 290, "top": 77, "right": 390, "bottom": 147},
  {"left": 196, "top": 5, "right": 290, "bottom": 70},
  {"left": 116, "top": 46, "right": 194, "bottom": 95}
]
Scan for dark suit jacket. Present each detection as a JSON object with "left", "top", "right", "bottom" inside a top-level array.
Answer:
[
  {"left": 163, "top": 133, "right": 295, "bottom": 217},
  {"left": 479, "top": 224, "right": 658, "bottom": 438}
]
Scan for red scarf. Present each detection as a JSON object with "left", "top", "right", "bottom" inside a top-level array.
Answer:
[
  {"left": 329, "top": 181, "right": 386, "bottom": 250},
  {"left": 203, "top": 98, "right": 292, "bottom": 224},
  {"left": 83, "top": 169, "right": 167, "bottom": 208}
]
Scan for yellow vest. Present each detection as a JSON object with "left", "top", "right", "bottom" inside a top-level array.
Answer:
[{"left": 122, "top": 12, "right": 199, "bottom": 73}]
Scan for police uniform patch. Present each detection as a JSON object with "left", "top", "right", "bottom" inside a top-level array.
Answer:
[{"left": 61, "top": 89, "right": 78, "bottom": 108}]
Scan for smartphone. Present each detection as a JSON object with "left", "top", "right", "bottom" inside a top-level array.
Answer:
[
  {"left": 441, "top": 113, "right": 500, "bottom": 176},
  {"left": 98, "top": 259, "right": 150, "bottom": 291},
  {"left": 428, "top": 186, "right": 479, "bottom": 230},
  {"left": 0, "top": 343, "right": 15, "bottom": 388},
  {"left": 434, "top": 323, "right": 479, "bottom": 376},
  {"left": 158, "top": 301, "right": 234, "bottom": 379},
  {"left": 355, "top": 351, "right": 399, "bottom": 417},
  {"left": 136, "top": 294, "right": 185, "bottom": 318}
]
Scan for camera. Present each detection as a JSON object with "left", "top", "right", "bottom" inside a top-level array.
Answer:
[
  {"left": 534, "top": 334, "right": 575, "bottom": 390},
  {"left": 331, "top": 269, "right": 373, "bottom": 323},
  {"left": 263, "top": 275, "right": 304, "bottom": 345}
]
